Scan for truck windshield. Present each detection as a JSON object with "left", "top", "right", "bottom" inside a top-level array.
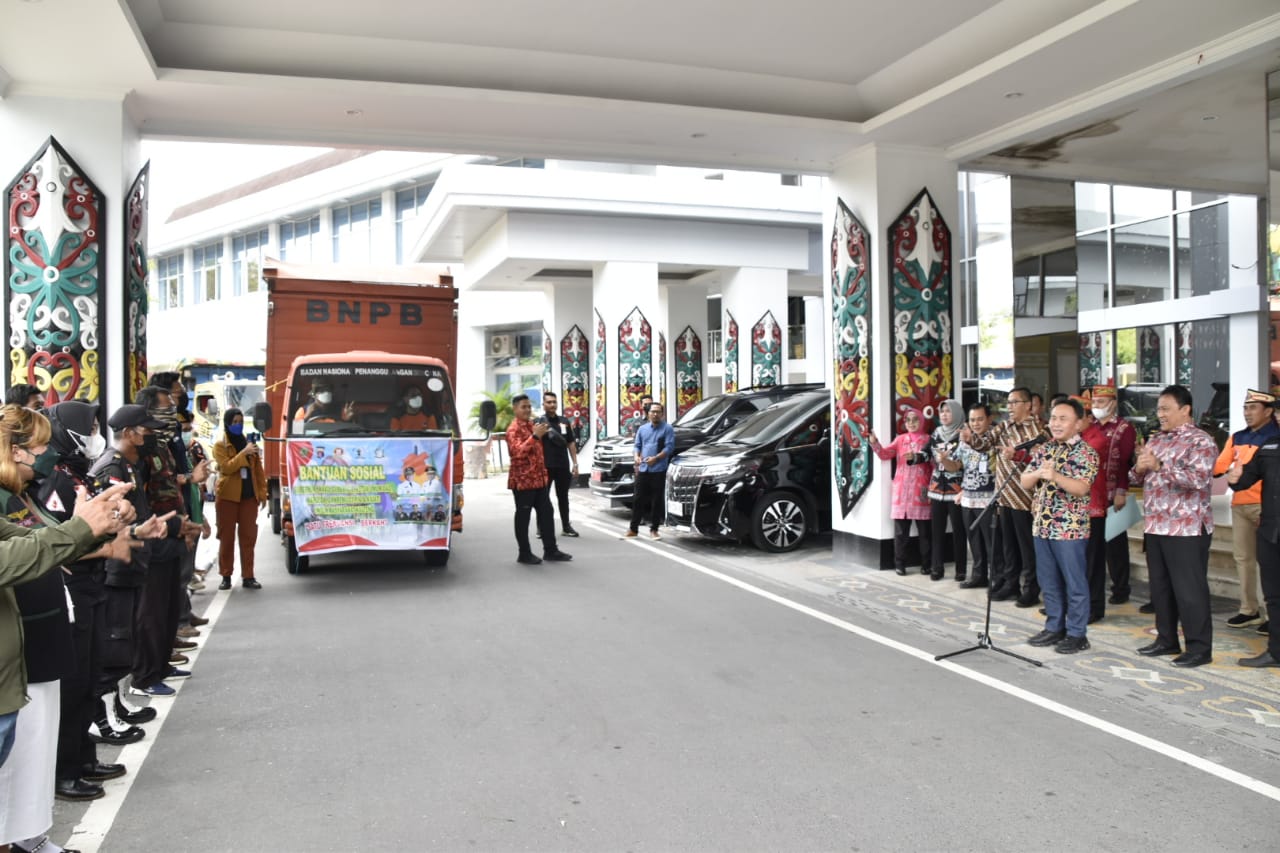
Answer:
[
  {"left": 225, "top": 383, "right": 265, "bottom": 412},
  {"left": 287, "top": 363, "right": 458, "bottom": 436}
]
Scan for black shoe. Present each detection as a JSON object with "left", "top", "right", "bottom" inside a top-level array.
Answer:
[
  {"left": 516, "top": 553, "right": 542, "bottom": 565},
  {"left": 1038, "top": 607, "right": 1047, "bottom": 616},
  {"left": 561, "top": 527, "right": 579, "bottom": 537},
  {"left": 1015, "top": 595, "right": 1040, "bottom": 609},
  {"left": 959, "top": 577, "right": 988, "bottom": 589},
  {"left": 954, "top": 575, "right": 966, "bottom": 583},
  {"left": 991, "top": 586, "right": 1018, "bottom": 602},
  {"left": 1225, "top": 611, "right": 1262, "bottom": 628},
  {"left": 55, "top": 778, "right": 105, "bottom": 801},
  {"left": 1136, "top": 641, "right": 1181, "bottom": 657},
  {"left": 1258, "top": 621, "right": 1271, "bottom": 636},
  {"left": 1054, "top": 635, "right": 1091, "bottom": 654},
  {"left": 1239, "top": 651, "right": 1280, "bottom": 668},
  {"left": 1171, "top": 651, "right": 1212, "bottom": 668},
  {"left": 893, "top": 567, "right": 908, "bottom": 576},
  {"left": 919, "top": 567, "right": 930, "bottom": 576},
  {"left": 81, "top": 761, "right": 127, "bottom": 781},
  {"left": 930, "top": 572, "right": 944, "bottom": 581},
  {"left": 1108, "top": 592, "right": 1129, "bottom": 605},
  {"left": 1027, "top": 629, "right": 1066, "bottom": 647},
  {"left": 1138, "top": 602, "right": 1154, "bottom": 614},
  {"left": 1088, "top": 612, "right": 1104, "bottom": 625},
  {"left": 543, "top": 551, "right": 573, "bottom": 562},
  {"left": 243, "top": 578, "right": 262, "bottom": 589},
  {"left": 115, "top": 696, "right": 156, "bottom": 725},
  {"left": 218, "top": 576, "right": 231, "bottom": 590}
]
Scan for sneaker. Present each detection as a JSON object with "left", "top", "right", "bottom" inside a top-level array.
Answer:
[
  {"left": 543, "top": 551, "right": 573, "bottom": 562},
  {"left": 622, "top": 529, "right": 638, "bottom": 539},
  {"left": 188, "top": 580, "right": 206, "bottom": 591},
  {"left": 561, "top": 527, "right": 580, "bottom": 538},
  {"left": 516, "top": 553, "right": 542, "bottom": 565},
  {"left": 1027, "top": 629, "right": 1066, "bottom": 647},
  {"left": 1054, "top": 635, "right": 1091, "bottom": 654},
  {"left": 1258, "top": 621, "right": 1271, "bottom": 636},
  {"left": 649, "top": 530, "right": 661, "bottom": 540},
  {"left": 129, "top": 682, "right": 175, "bottom": 697},
  {"left": 163, "top": 667, "right": 191, "bottom": 680},
  {"left": 1226, "top": 612, "right": 1262, "bottom": 628}
]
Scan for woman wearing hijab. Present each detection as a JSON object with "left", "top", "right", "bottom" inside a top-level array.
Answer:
[
  {"left": 212, "top": 408, "right": 267, "bottom": 591},
  {"left": 925, "top": 399, "right": 968, "bottom": 582},
  {"left": 869, "top": 409, "right": 933, "bottom": 576}
]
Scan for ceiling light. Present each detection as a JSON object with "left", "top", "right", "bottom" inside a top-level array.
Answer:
[
  {"left": 1201, "top": 114, "right": 1218, "bottom": 122},
  {"left": 690, "top": 132, "right": 707, "bottom": 139},
  {"left": 1003, "top": 91, "right": 1023, "bottom": 99},
  {"left": 345, "top": 109, "right": 363, "bottom": 117}
]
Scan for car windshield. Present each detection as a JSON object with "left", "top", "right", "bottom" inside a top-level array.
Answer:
[
  {"left": 675, "top": 395, "right": 737, "bottom": 430},
  {"left": 287, "top": 363, "right": 458, "bottom": 436},
  {"left": 710, "top": 394, "right": 824, "bottom": 446}
]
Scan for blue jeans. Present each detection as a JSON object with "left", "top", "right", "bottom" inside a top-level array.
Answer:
[
  {"left": 0, "top": 710, "right": 17, "bottom": 768},
  {"left": 1034, "top": 536, "right": 1090, "bottom": 638}
]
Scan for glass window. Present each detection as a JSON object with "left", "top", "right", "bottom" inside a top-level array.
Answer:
[
  {"left": 155, "top": 254, "right": 183, "bottom": 310},
  {"left": 1175, "top": 205, "right": 1228, "bottom": 298},
  {"left": 191, "top": 241, "right": 222, "bottom": 304},
  {"left": 1013, "top": 256, "right": 1038, "bottom": 317},
  {"left": 232, "top": 229, "right": 268, "bottom": 295},
  {"left": 1075, "top": 183, "right": 1110, "bottom": 231},
  {"left": 1112, "top": 217, "right": 1171, "bottom": 306},
  {"left": 1076, "top": 230, "right": 1109, "bottom": 312},
  {"left": 280, "top": 214, "right": 320, "bottom": 262},
  {"left": 395, "top": 181, "right": 434, "bottom": 262},
  {"left": 1112, "top": 185, "right": 1173, "bottom": 226},
  {"left": 332, "top": 196, "right": 383, "bottom": 264}
]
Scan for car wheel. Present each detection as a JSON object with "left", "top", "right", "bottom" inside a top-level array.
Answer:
[
  {"left": 750, "top": 491, "right": 808, "bottom": 553},
  {"left": 285, "top": 534, "right": 308, "bottom": 575}
]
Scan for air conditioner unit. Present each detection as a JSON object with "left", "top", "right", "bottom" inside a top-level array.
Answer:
[{"left": 490, "top": 334, "right": 515, "bottom": 357}]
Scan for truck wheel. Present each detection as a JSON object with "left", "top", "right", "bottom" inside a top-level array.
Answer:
[
  {"left": 423, "top": 550, "right": 449, "bottom": 570},
  {"left": 270, "top": 485, "right": 282, "bottom": 535},
  {"left": 750, "top": 491, "right": 808, "bottom": 553},
  {"left": 285, "top": 535, "right": 308, "bottom": 575}
]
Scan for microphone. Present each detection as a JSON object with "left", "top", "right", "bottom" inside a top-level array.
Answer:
[{"left": 1014, "top": 434, "right": 1048, "bottom": 452}]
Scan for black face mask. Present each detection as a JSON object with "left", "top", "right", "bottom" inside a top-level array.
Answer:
[{"left": 139, "top": 433, "right": 158, "bottom": 454}]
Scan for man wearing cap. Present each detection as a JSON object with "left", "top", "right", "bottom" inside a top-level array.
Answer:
[
  {"left": 1213, "top": 389, "right": 1280, "bottom": 631},
  {"left": 1082, "top": 384, "right": 1137, "bottom": 619},
  {"left": 1226, "top": 417, "right": 1280, "bottom": 667}
]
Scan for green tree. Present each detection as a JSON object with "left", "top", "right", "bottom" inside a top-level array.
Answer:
[{"left": 469, "top": 383, "right": 516, "bottom": 433}]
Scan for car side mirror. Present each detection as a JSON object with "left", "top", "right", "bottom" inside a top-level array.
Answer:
[
  {"left": 252, "top": 402, "right": 274, "bottom": 435},
  {"left": 478, "top": 400, "right": 498, "bottom": 433}
]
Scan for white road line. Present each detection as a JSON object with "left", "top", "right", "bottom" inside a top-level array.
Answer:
[
  {"left": 582, "top": 518, "right": 1280, "bottom": 804},
  {"left": 65, "top": 586, "right": 234, "bottom": 853}
]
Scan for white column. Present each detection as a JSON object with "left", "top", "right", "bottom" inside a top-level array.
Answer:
[
  {"left": 0, "top": 95, "right": 142, "bottom": 409},
  {"left": 663, "top": 283, "right": 709, "bottom": 415},
  {"left": 222, "top": 234, "right": 236, "bottom": 297},
  {"left": 826, "top": 144, "right": 959, "bottom": 565},
  {"left": 720, "top": 267, "right": 787, "bottom": 391},
  {"left": 1227, "top": 195, "right": 1265, "bottom": 433},
  {"left": 592, "top": 262, "right": 659, "bottom": 437},
  {"left": 802, "top": 294, "right": 825, "bottom": 383}
]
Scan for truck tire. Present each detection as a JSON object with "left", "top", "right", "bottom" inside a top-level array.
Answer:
[
  {"left": 285, "top": 534, "right": 308, "bottom": 575},
  {"left": 270, "top": 484, "right": 282, "bottom": 535},
  {"left": 750, "top": 490, "right": 808, "bottom": 553},
  {"left": 423, "top": 550, "right": 449, "bottom": 569}
]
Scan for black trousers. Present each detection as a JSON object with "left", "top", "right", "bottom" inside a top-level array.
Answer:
[
  {"left": 631, "top": 471, "right": 666, "bottom": 533},
  {"left": 1256, "top": 533, "right": 1280, "bottom": 658},
  {"left": 1086, "top": 516, "right": 1133, "bottom": 615},
  {"left": 545, "top": 465, "right": 573, "bottom": 530},
  {"left": 132, "top": 554, "right": 181, "bottom": 689},
  {"left": 513, "top": 487, "right": 556, "bottom": 557},
  {"left": 56, "top": 588, "right": 101, "bottom": 779},
  {"left": 929, "top": 499, "right": 967, "bottom": 579},
  {"left": 97, "top": 585, "right": 139, "bottom": 696},
  {"left": 962, "top": 505, "right": 996, "bottom": 581},
  {"left": 893, "top": 518, "right": 932, "bottom": 570},
  {"left": 1146, "top": 532, "right": 1213, "bottom": 656},
  {"left": 999, "top": 506, "right": 1037, "bottom": 597}
]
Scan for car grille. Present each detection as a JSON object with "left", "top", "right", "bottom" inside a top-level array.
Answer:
[{"left": 666, "top": 467, "right": 702, "bottom": 504}]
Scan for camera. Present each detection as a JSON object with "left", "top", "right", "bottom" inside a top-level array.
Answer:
[{"left": 248, "top": 431, "right": 262, "bottom": 443}]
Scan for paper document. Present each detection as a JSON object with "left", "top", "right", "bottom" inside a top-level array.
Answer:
[{"left": 1104, "top": 500, "right": 1143, "bottom": 541}]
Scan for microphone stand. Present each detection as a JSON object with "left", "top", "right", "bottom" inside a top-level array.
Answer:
[{"left": 935, "top": 445, "right": 1042, "bottom": 667}]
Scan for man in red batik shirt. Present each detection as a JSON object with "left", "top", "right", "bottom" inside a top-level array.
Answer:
[{"left": 507, "top": 394, "right": 572, "bottom": 565}]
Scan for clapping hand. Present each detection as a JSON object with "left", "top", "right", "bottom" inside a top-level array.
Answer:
[
  {"left": 1038, "top": 458, "right": 1056, "bottom": 482},
  {"left": 1136, "top": 446, "right": 1160, "bottom": 473},
  {"left": 1226, "top": 461, "right": 1243, "bottom": 485},
  {"left": 74, "top": 483, "right": 135, "bottom": 537}
]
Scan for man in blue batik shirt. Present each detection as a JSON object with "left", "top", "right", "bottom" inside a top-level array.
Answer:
[{"left": 625, "top": 402, "right": 676, "bottom": 541}]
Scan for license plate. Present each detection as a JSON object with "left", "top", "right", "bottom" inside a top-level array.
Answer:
[{"left": 666, "top": 499, "right": 685, "bottom": 517}]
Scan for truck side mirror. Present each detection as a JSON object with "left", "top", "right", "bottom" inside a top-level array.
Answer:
[
  {"left": 252, "top": 402, "right": 274, "bottom": 435},
  {"left": 478, "top": 400, "right": 498, "bottom": 433}
]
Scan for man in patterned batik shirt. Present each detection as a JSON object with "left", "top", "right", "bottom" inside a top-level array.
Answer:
[
  {"left": 1082, "top": 384, "right": 1137, "bottom": 620},
  {"left": 1130, "top": 384, "right": 1217, "bottom": 668},
  {"left": 507, "top": 394, "right": 572, "bottom": 566},
  {"left": 1020, "top": 398, "right": 1099, "bottom": 654}
]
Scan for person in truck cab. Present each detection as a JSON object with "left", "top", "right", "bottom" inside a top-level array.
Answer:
[
  {"left": 302, "top": 381, "right": 354, "bottom": 424},
  {"left": 391, "top": 385, "right": 438, "bottom": 431}
]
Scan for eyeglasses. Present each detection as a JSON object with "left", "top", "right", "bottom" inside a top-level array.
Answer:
[{"left": 1008, "top": 398, "right": 1030, "bottom": 405}]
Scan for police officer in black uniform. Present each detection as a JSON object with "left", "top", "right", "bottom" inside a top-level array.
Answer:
[
  {"left": 1228, "top": 416, "right": 1280, "bottom": 668},
  {"left": 538, "top": 392, "right": 579, "bottom": 538}
]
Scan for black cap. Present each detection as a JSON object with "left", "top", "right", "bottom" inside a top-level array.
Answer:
[{"left": 108, "top": 404, "right": 165, "bottom": 432}]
